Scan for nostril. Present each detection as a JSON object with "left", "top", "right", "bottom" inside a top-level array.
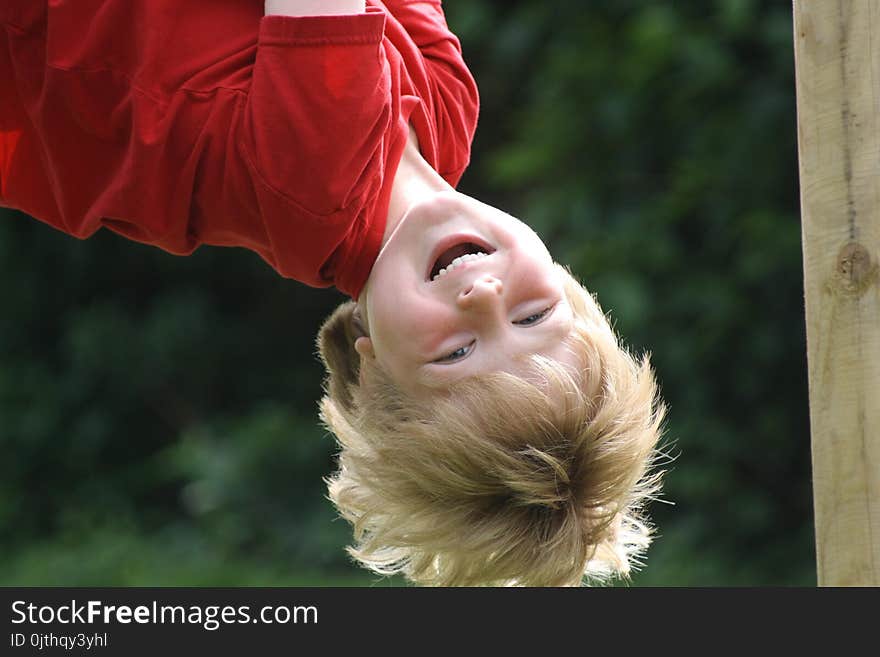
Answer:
[
  {"left": 457, "top": 285, "right": 477, "bottom": 309},
  {"left": 459, "top": 277, "right": 502, "bottom": 304},
  {"left": 481, "top": 275, "right": 503, "bottom": 293}
]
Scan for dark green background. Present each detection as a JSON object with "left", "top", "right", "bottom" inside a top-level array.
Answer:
[{"left": 0, "top": 0, "right": 813, "bottom": 586}]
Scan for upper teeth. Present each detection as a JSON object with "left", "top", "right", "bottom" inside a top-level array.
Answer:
[{"left": 433, "top": 252, "right": 488, "bottom": 281}]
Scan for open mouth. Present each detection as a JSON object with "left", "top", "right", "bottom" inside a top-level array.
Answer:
[{"left": 427, "top": 238, "right": 496, "bottom": 282}]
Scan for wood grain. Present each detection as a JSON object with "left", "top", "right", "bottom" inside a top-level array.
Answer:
[{"left": 794, "top": 1, "right": 880, "bottom": 585}]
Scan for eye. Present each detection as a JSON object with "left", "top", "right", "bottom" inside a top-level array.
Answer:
[
  {"left": 514, "top": 305, "right": 554, "bottom": 326},
  {"left": 433, "top": 340, "right": 475, "bottom": 363}
]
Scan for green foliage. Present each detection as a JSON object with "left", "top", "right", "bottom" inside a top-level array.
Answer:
[{"left": 1, "top": 0, "right": 813, "bottom": 585}]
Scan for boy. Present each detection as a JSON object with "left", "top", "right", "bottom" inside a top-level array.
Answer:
[{"left": 0, "top": 0, "right": 666, "bottom": 585}]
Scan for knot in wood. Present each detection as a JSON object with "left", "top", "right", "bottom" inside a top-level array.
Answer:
[{"left": 835, "top": 241, "right": 876, "bottom": 295}]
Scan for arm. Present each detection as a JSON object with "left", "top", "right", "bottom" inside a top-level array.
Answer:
[
  {"left": 379, "top": 0, "right": 479, "bottom": 185},
  {"left": 216, "top": 5, "right": 392, "bottom": 286},
  {"left": 266, "top": 0, "right": 366, "bottom": 16}
]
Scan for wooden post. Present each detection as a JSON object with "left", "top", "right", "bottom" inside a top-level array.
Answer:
[{"left": 794, "top": 1, "right": 880, "bottom": 585}]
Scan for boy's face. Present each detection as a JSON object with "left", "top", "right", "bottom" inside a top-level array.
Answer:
[{"left": 358, "top": 191, "right": 579, "bottom": 394}]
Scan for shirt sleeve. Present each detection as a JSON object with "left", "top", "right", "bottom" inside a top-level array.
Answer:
[
  {"left": 380, "top": 0, "right": 479, "bottom": 185},
  {"left": 131, "top": 9, "right": 393, "bottom": 287}
]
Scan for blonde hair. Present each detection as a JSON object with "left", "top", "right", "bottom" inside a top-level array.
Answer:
[{"left": 317, "top": 264, "right": 667, "bottom": 586}]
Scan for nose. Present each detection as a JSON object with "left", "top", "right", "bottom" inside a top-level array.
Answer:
[{"left": 457, "top": 275, "right": 503, "bottom": 311}]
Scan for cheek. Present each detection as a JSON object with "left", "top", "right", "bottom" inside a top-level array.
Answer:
[
  {"left": 370, "top": 292, "right": 438, "bottom": 348},
  {"left": 510, "top": 258, "right": 559, "bottom": 298},
  {"left": 397, "top": 299, "right": 450, "bottom": 342}
]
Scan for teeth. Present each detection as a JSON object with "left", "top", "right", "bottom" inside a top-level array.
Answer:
[{"left": 432, "top": 252, "right": 488, "bottom": 281}]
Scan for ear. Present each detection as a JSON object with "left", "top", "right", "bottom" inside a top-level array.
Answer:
[
  {"left": 316, "top": 301, "right": 365, "bottom": 413},
  {"left": 354, "top": 336, "right": 374, "bottom": 359}
]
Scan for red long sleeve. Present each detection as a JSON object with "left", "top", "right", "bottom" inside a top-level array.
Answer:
[
  {"left": 0, "top": 0, "right": 478, "bottom": 299},
  {"left": 377, "top": 0, "right": 479, "bottom": 184}
]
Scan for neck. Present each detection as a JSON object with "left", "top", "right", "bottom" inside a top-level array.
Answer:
[{"left": 383, "top": 126, "right": 453, "bottom": 247}]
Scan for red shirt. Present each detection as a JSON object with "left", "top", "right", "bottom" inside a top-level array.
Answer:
[{"left": 0, "top": 1, "right": 478, "bottom": 299}]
